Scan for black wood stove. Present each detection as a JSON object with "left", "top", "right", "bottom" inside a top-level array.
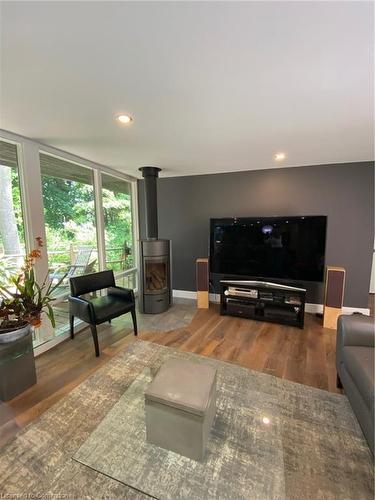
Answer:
[{"left": 138, "top": 167, "right": 172, "bottom": 314}]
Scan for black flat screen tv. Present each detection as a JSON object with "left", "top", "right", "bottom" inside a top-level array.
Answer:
[{"left": 210, "top": 216, "right": 327, "bottom": 282}]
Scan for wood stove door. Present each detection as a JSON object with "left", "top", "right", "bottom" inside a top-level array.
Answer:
[{"left": 143, "top": 256, "right": 168, "bottom": 294}]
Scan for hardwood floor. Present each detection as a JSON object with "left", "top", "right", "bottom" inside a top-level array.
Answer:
[
  {"left": 0, "top": 301, "right": 349, "bottom": 447},
  {"left": 141, "top": 305, "right": 340, "bottom": 392},
  {"left": 0, "top": 319, "right": 137, "bottom": 447}
]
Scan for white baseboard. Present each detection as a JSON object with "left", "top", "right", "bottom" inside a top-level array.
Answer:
[
  {"left": 305, "top": 303, "right": 370, "bottom": 315},
  {"left": 341, "top": 306, "right": 370, "bottom": 315},
  {"left": 173, "top": 289, "right": 198, "bottom": 300},
  {"left": 305, "top": 303, "right": 323, "bottom": 314},
  {"left": 174, "top": 290, "right": 221, "bottom": 302},
  {"left": 172, "top": 290, "right": 370, "bottom": 316}
]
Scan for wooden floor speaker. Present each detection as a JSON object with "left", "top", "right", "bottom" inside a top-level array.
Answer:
[
  {"left": 323, "top": 266, "right": 346, "bottom": 329},
  {"left": 196, "top": 258, "right": 209, "bottom": 308}
]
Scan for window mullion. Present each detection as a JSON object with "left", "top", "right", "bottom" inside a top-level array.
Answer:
[{"left": 94, "top": 170, "right": 106, "bottom": 272}]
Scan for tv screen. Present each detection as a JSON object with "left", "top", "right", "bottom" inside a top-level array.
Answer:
[{"left": 210, "top": 216, "right": 327, "bottom": 282}]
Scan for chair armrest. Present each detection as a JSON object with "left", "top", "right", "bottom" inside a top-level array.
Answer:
[
  {"left": 107, "top": 286, "right": 135, "bottom": 303},
  {"left": 337, "top": 315, "right": 375, "bottom": 349},
  {"left": 68, "top": 296, "right": 95, "bottom": 323}
]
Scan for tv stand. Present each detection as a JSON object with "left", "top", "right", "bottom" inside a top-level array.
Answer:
[{"left": 220, "top": 280, "right": 306, "bottom": 328}]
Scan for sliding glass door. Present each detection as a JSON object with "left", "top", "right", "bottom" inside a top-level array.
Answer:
[{"left": 39, "top": 153, "right": 98, "bottom": 343}]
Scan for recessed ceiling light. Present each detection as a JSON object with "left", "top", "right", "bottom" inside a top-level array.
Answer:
[
  {"left": 262, "top": 417, "right": 270, "bottom": 425},
  {"left": 116, "top": 114, "right": 133, "bottom": 125},
  {"left": 274, "top": 152, "right": 286, "bottom": 161}
]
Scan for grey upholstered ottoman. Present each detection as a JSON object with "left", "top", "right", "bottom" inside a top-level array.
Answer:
[{"left": 145, "top": 358, "right": 217, "bottom": 461}]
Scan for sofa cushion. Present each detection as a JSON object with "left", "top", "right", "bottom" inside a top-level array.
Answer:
[
  {"left": 90, "top": 295, "right": 133, "bottom": 323},
  {"left": 343, "top": 346, "right": 374, "bottom": 412}
]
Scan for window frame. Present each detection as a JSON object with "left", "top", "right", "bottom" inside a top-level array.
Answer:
[
  {"left": 100, "top": 170, "right": 139, "bottom": 288},
  {"left": 0, "top": 137, "right": 30, "bottom": 257},
  {"left": 38, "top": 149, "right": 139, "bottom": 287},
  {"left": 39, "top": 150, "right": 99, "bottom": 301},
  {"left": 38, "top": 150, "right": 139, "bottom": 339},
  {"left": 0, "top": 130, "right": 139, "bottom": 354}
]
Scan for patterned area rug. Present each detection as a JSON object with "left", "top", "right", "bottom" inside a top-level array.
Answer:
[
  {"left": 73, "top": 345, "right": 373, "bottom": 500},
  {"left": 0, "top": 340, "right": 373, "bottom": 499}
]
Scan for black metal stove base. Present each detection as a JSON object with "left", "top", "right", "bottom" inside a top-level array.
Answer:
[{"left": 143, "top": 292, "right": 170, "bottom": 314}]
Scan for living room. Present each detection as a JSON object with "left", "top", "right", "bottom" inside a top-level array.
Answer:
[{"left": 0, "top": 1, "right": 374, "bottom": 499}]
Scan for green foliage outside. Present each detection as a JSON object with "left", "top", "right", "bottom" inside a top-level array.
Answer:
[
  {"left": 102, "top": 186, "right": 134, "bottom": 270},
  {"left": 6, "top": 171, "right": 133, "bottom": 273},
  {"left": 41, "top": 176, "right": 133, "bottom": 271},
  {"left": 9, "top": 170, "right": 25, "bottom": 248}
]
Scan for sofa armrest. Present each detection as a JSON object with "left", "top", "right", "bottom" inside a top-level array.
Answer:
[
  {"left": 68, "top": 296, "right": 95, "bottom": 323},
  {"left": 107, "top": 286, "right": 135, "bottom": 303},
  {"left": 337, "top": 315, "right": 375, "bottom": 348}
]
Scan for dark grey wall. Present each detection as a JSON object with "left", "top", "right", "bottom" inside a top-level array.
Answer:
[{"left": 138, "top": 162, "right": 374, "bottom": 308}]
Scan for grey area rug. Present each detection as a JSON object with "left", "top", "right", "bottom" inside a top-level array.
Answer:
[
  {"left": 73, "top": 342, "right": 373, "bottom": 500},
  {"left": 0, "top": 340, "right": 373, "bottom": 500}
]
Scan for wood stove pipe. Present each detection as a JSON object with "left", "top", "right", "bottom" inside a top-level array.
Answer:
[{"left": 139, "top": 166, "right": 161, "bottom": 240}]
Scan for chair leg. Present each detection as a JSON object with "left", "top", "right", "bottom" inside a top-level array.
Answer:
[
  {"left": 336, "top": 373, "right": 343, "bottom": 389},
  {"left": 70, "top": 314, "right": 75, "bottom": 339},
  {"left": 90, "top": 325, "right": 100, "bottom": 357},
  {"left": 131, "top": 307, "right": 138, "bottom": 336}
]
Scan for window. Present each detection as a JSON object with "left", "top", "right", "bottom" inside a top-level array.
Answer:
[
  {"left": 0, "top": 134, "right": 138, "bottom": 352},
  {"left": 0, "top": 140, "right": 26, "bottom": 285},
  {"left": 102, "top": 173, "right": 136, "bottom": 288},
  {"left": 40, "top": 153, "right": 98, "bottom": 338}
]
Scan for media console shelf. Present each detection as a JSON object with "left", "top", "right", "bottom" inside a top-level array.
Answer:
[{"left": 220, "top": 280, "right": 306, "bottom": 328}]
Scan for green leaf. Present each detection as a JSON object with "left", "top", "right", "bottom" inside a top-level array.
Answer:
[
  {"left": 33, "top": 281, "right": 43, "bottom": 305},
  {"left": 49, "top": 272, "right": 68, "bottom": 296},
  {"left": 46, "top": 303, "right": 56, "bottom": 328}
]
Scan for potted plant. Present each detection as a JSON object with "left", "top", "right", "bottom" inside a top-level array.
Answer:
[{"left": 0, "top": 237, "right": 62, "bottom": 343}]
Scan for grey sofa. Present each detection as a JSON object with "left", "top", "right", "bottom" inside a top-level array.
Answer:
[{"left": 336, "top": 314, "right": 374, "bottom": 455}]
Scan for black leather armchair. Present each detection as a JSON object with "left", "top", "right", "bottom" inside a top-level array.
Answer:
[{"left": 68, "top": 270, "right": 137, "bottom": 357}]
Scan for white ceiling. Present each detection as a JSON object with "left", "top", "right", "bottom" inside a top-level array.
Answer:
[{"left": 1, "top": 1, "right": 373, "bottom": 178}]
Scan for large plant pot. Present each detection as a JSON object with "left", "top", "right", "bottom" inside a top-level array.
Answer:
[
  {"left": 0, "top": 330, "right": 36, "bottom": 401},
  {"left": 0, "top": 323, "right": 31, "bottom": 344}
]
